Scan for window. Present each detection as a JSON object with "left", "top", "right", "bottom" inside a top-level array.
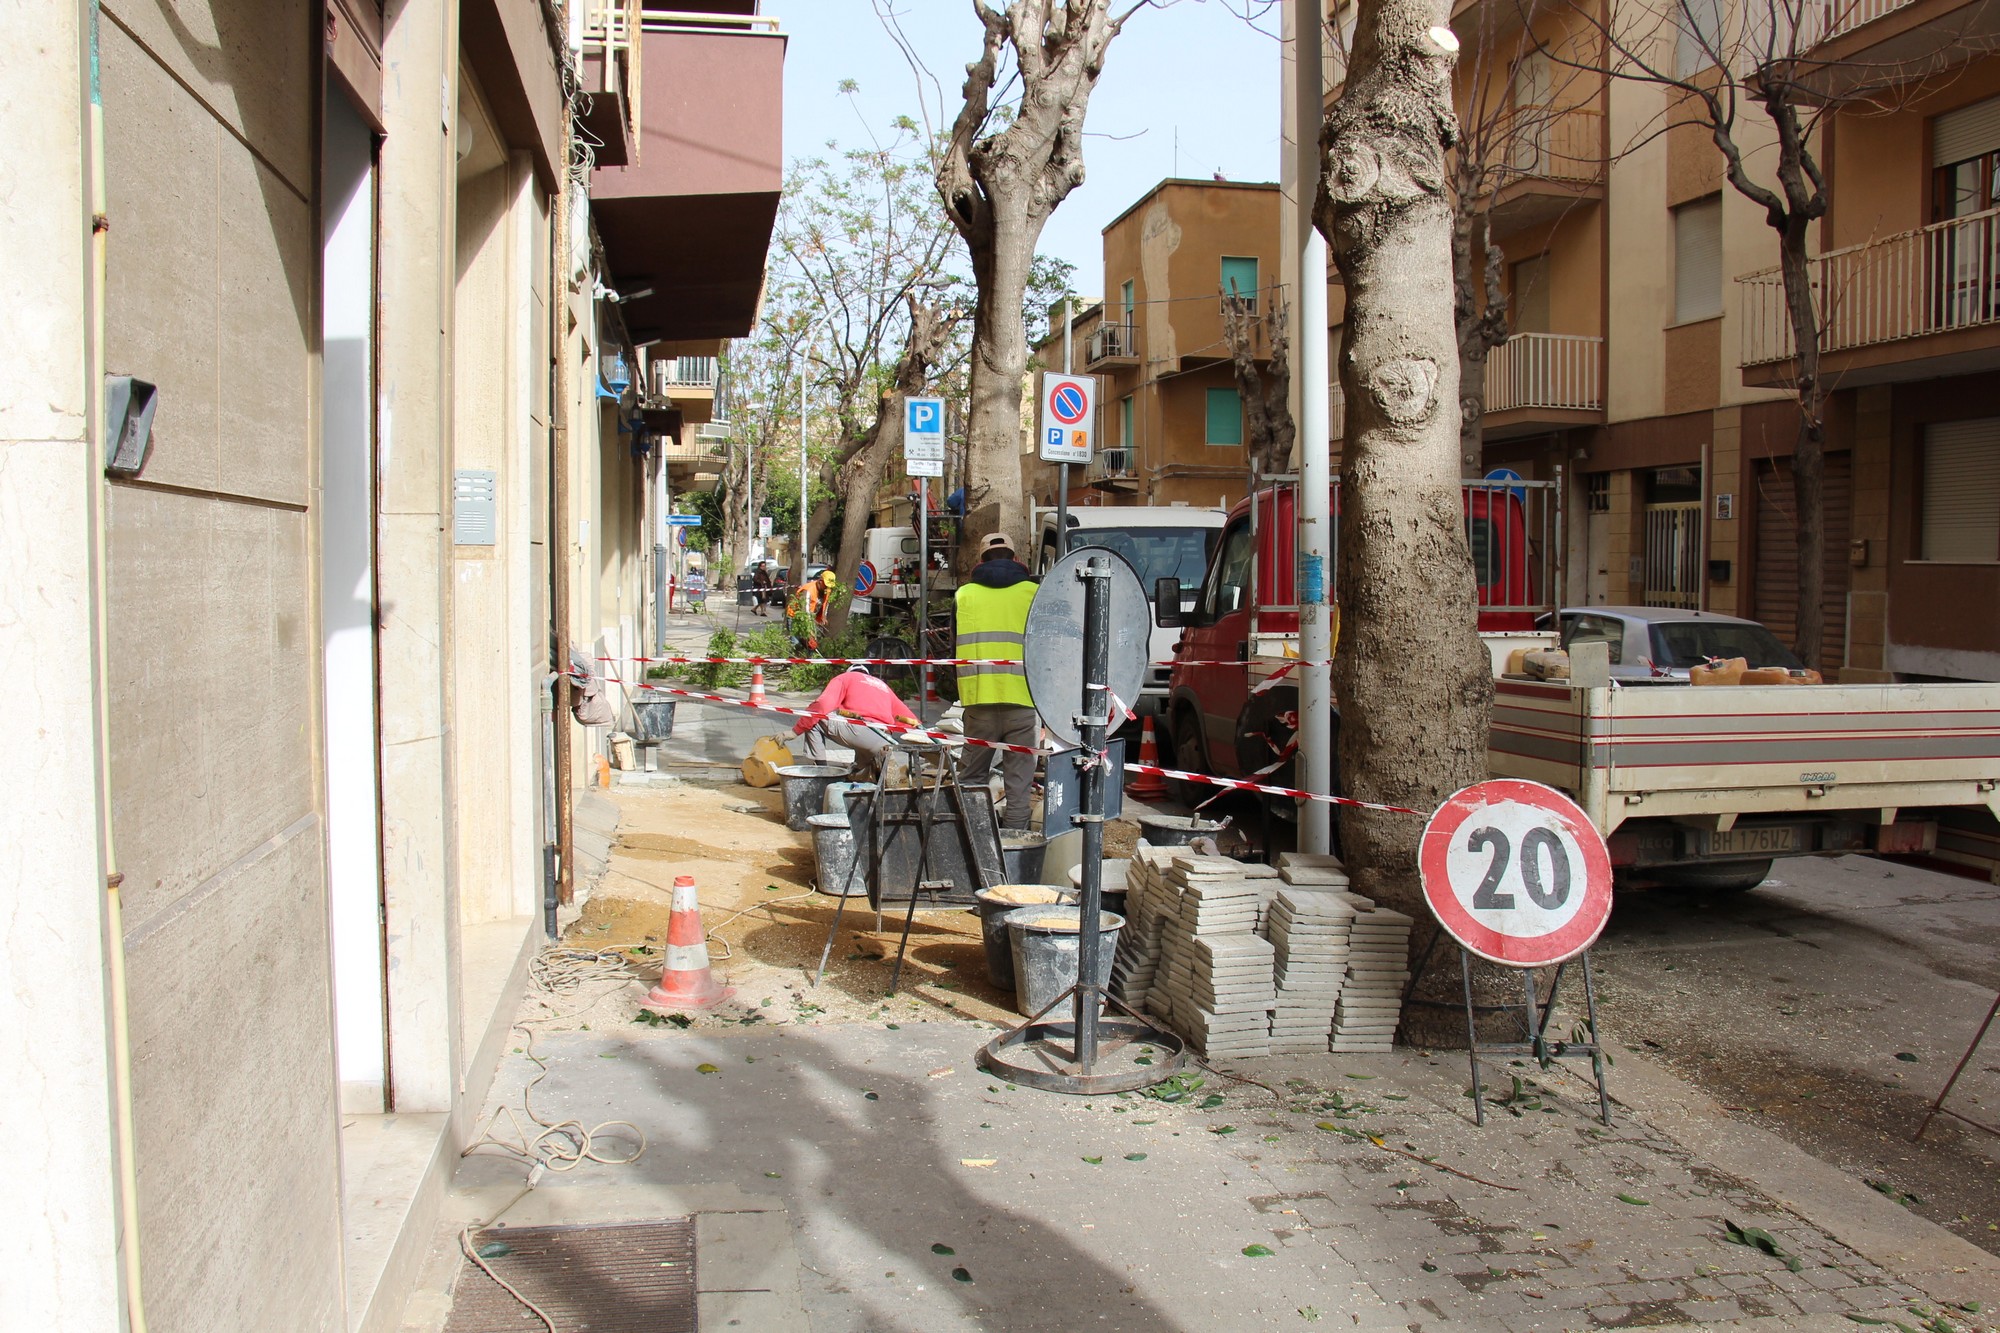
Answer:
[
  {"left": 1120, "top": 394, "right": 1134, "bottom": 451},
  {"left": 1205, "top": 388, "right": 1244, "bottom": 446},
  {"left": 1559, "top": 614, "right": 1626, "bottom": 664},
  {"left": 1121, "top": 278, "right": 1135, "bottom": 326},
  {"left": 1511, "top": 253, "right": 1551, "bottom": 333},
  {"left": 1586, "top": 472, "right": 1611, "bottom": 514},
  {"left": 1204, "top": 521, "right": 1255, "bottom": 618},
  {"left": 1221, "top": 256, "right": 1260, "bottom": 308},
  {"left": 1922, "top": 418, "right": 2000, "bottom": 561},
  {"left": 1673, "top": 195, "right": 1723, "bottom": 323},
  {"left": 1675, "top": 0, "right": 1722, "bottom": 77}
]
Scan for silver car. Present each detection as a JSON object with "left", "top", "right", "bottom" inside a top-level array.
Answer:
[{"left": 1551, "top": 606, "right": 1807, "bottom": 684}]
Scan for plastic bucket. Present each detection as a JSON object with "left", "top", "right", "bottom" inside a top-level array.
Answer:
[
  {"left": 822, "top": 780, "right": 870, "bottom": 818},
  {"left": 777, "top": 765, "right": 851, "bottom": 832},
  {"left": 630, "top": 693, "right": 677, "bottom": 740},
  {"left": 1068, "top": 859, "right": 1130, "bottom": 918},
  {"left": 973, "top": 885, "right": 1072, "bottom": 990},
  {"left": 1000, "top": 829, "right": 1049, "bottom": 885},
  {"left": 807, "top": 814, "right": 866, "bottom": 897},
  {"left": 1136, "top": 813, "right": 1229, "bottom": 848},
  {"left": 1003, "top": 905, "right": 1125, "bottom": 1018}
]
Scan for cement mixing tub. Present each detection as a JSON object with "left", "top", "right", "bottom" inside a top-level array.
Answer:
[
  {"left": 1003, "top": 905, "right": 1124, "bottom": 1018},
  {"left": 777, "top": 764, "right": 851, "bottom": 831},
  {"left": 1068, "top": 859, "right": 1130, "bottom": 918},
  {"left": 1136, "top": 813, "right": 1229, "bottom": 848},
  {"left": 806, "top": 814, "right": 866, "bottom": 897},
  {"left": 999, "top": 829, "right": 1049, "bottom": 885},
  {"left": 973, "top": 884, "right": 1073, "bottom": 990}
]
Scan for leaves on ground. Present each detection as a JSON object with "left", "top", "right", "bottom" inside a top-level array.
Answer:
[
  {"left": 863, "top": 1091, "right": 880, "bottom": 1100},
  {"left": 1082, "top": 1156, "right": 1104, "bottom": 1164},
  {"left": 632, "top": 1010, "right": 693, "bottom": 1028},
  {"left": 931, "top": 1243, "right": 955, "bottom": 1256},
  {"left": 1615, "top": 1193, "right": 1649, "bottom": 1206},
  {"left": 764, "top": 1171, "right": 781, "bottom": 1178},
  {"left": 1199, "top": 1093, "right": 1226, "bottom": 1109},
  {"left": 885, "top": 1022, "right": 900, "bottom": 1030},
  {"left": 1298, "top": 1306, "right": 1321, "bottom": 1321},
  {"left": 1124, "top": 1152, "right": 1148, "bottom": 1161},
  {"left": 1241, "top": 1243, "right": 1274, "bottom": 1258},
  {"left": 1140, "top": 1072, "right": 1206, "bottom": 1103},
  {"left": 1420, "top": 1262, "right": 1438, "bottom": 1273},
  {"left": 1723, "top": 1220, "right": 1804, "bottom": 1272},
  {"left": 959, "top": 1159, "right": 996, "bottom": 1168},
  {"left": 1866, "top": 1178, "right": 1925, "bottom": 1208},
  {"left": 695, "top": 1063, "right": 719, "bottom": 1074},
  {"left": 1895, "top": 1051, "right": 1919, "bottom": 1062},
  {"left": 951, "top": 1267, "right": 973, "bottom": 1283},
  {"left": 1210, "top": 1125, "right": 1237, "bottom": 1136},
  {"left": 476, "top": 1241, "right": 513, "bottom": 1259}
]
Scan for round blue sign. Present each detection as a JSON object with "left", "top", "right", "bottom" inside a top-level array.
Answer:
[
  {"left": 1484, "top": 467, "right": 1528, "bottom": 503},
  {"left": 1051, "top": 383, "right": 1088, "bottom": 425},
  {"left": 854, "top": 560, "right": 878, "bottom": 595}
]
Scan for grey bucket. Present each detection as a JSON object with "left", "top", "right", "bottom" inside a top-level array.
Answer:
[
  {"left": 807, "top": 814, "right": 866, "bottom": 897},
  {"left": 822, "top": 780, "right": 871, "bottom": 818},
  {"left": 999, "top": 829, "right": 1049, "bottom": 885},
  {"left": 1003, "top": 905, "right": 1124, "bottom": 1019},
  {"left": 1068, "top": 859, "right": 1130, "bottom": 918},
  {"left": 777, "top": 765, "right": 851, "bottom": 831},
  {"left": 630, "top": 692, "right": 677, "bottom": 740},
  {"left": 1136, "top": 813, "right": 1229, "bottom": 848},
  {"left": 972, "top": 885, "right": 1072, "bottom": 990}
]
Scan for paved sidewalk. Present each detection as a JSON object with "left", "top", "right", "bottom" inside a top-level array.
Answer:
[{"left": 403, "top": 1014, "right": 1999, "bottom": 1331}]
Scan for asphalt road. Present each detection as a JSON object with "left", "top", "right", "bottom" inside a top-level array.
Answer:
[{"left": 1586, "top": 853, "right": 2000, "bottom": 1256}]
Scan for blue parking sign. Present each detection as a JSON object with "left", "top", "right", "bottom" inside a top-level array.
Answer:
[
  {"left": 907, "top": 398, "right": 942, "bottom": 435},
  {"left": 1046, "top": 426, "right": 1066, "bottom": 450}
]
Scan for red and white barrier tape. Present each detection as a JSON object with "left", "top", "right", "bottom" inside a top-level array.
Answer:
[
  {"left": 599, "top": 653, "right": 1335, "bottom": 670},
  {"left": 585, "top": 673, "right": 1414, "bottom": 814}
]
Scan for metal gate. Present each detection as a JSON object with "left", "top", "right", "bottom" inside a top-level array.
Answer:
[{"left": 1642, "top": 501, "right": 1703, "bottom": 609}]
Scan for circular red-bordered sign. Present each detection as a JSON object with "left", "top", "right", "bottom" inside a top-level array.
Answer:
[
  {"left": 1050, "top": 382, "right": 1089, "bottom": 425},
  {"left": 1419, "top": 779, "right": 1613, "bottom": 968}
]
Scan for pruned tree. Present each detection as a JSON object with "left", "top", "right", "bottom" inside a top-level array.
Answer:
[
  {"left": 1220, "top": 287, "right": 1296, "bottom": 480},
  {"left": 1543, "top": 0, "right": 1973, "bottom": 668},
  {"left": 1316, "top": 0, "right": 1496, "bottom": 1042},
  {"left": 927, "top": 0, "right": 1136, "bottom": 558}
]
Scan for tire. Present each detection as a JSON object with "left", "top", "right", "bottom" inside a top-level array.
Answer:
[{"left": 1649, "top": 859, "right": 1773, "bottom": 893}]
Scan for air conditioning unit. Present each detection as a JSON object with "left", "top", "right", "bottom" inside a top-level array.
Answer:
[{"left": 695, "top": 422, "right": 730, "bottom": 441}]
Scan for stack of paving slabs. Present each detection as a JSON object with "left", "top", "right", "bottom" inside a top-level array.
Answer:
[
  {"left": 1276, "top": 851, "right": 1350, "bottom": 888},
  {"left": 1149, "top": 854, "right": 1279, "bottom": 1058},
  {"left": 1265, "top": 887, "right": 1355, "bottom": 1054},
  {"left": 1330, "top": 904, "right": 1414, "bottom": 1052},
  {"left": 1108, "top": 845, "right": 1177, "bottom": 1010}
]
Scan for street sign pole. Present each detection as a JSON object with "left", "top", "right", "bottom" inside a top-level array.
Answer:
[
  {"left": 1058, "top": 298, "right": 1073, "bottom": 559},
  {"left": 918, "top": 476, "right": 930, "bottom": 715}
]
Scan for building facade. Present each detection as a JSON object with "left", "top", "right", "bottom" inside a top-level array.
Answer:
[
  {"left": 0, "top": 3, "right": 781, "bottom": 1330},
  {"left": 1024, "top": 179, "right": 1283, "bottom": 513}
]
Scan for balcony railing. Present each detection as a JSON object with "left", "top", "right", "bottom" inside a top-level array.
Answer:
[
  {"left": 1086, "top": 447, "right": 1137, "bottom": 481},
  {"left": 1484, "top": 332, "right": 1604, "bottom": 413},
  {"left": 653, "top": 356, "right": 718, "bottom": 392},
  {"left": 1794, "top": 0, "right": 1916, "bottom": 45},
  {"left": 1085, "top": 322, "right": 1136, "bottom": 365},
  {"left": 1739, "top": 205, "right": 2000, "bottom": 365},
  {"left": 580, "top": 0, "right": 643, "bottom": 144},
  {"left": 1501, "top": 106, "right": 1603, "bottom": 184}
]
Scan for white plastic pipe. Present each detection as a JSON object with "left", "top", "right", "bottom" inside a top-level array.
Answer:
[{"left": 1295, "top": 0, "right": 1334, "bottom": 855}]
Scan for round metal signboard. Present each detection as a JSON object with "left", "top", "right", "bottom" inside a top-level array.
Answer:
[
  {"left": 1419, "top": 779, "right": 1613, "bottom": 968},
  {"left": 1023, "top": 547, "right": 1149, "bottom": 748},
  {"left": 854, "top": 560, "right": 878, "bottom": 595}
]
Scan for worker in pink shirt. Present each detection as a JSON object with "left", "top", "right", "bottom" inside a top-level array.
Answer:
[{"left": 793, "top": 665, "right": 922, "bottom": 777}]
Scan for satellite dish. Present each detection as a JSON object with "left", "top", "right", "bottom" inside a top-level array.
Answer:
[{"left": 1024, "top": 547, "right": 1150, "bottom": 748}]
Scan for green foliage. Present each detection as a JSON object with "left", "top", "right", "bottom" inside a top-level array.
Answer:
[{"left": 785, "top": 617, "right": 870, "bottom": 694}]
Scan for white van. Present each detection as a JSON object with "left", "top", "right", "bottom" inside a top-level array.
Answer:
[{"left": 1033, "top": 505, "right": 1227, "bottom": 715}]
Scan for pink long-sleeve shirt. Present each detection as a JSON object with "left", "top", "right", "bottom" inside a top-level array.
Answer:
[{"left": 794, "top": 670, "right": 919, "bottom": 734}]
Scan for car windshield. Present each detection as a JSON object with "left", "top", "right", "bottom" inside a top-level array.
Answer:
[
  {"left": 1068, "top": 527, "right": 1218, "bottom": 593},
  {"left": 1648, "top": 621, "right": 1805, "bottom": 670}
]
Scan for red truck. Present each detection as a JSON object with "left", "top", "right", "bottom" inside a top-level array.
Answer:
[{"left": 1154, "top": 480, "right": 1558, "bottom": 794}]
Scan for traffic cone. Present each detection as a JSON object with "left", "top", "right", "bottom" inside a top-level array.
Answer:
[
  {"left": 749, "top": 661, "right": 768, "bottom": 708},
  {"left": 641, "top": 875, "right": 733, "bottom": 1011},
  {"left": 1126, "top": 715, "right": 1169, "bottom": 800}
]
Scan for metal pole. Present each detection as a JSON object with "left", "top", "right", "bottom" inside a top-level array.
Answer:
[
  {"left": 1056, "top": 295, "right": 1073, "bottom": 559},
  {"left": 1295, "top": 0, "right": 1334, "bottom": 856},
  {"left": 1074, "top": 555, "right": 1111, "bottom": 1072},
  {"left": 798, "top": 341, "right": 809, "bottom": 583},
  {"left": 918, "top": 476, "right": 930, "bottom": 715}
]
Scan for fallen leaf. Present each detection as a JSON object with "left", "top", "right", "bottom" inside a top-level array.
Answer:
[
  {"left": 1298, "top": 1306, "right": 1321, "bottom": 1321},
  {"left": 863, "top": 1091, "right": 880, "bottom": 1100},
  {"left": 886, "top": 1022, "right": 900, "bottom": 1029},
  {"left": 764, "top": 1171, "right": 781, "bottom": 1178},
  {"left": 1616, "top": 1193, "right": 1649, "bottom": 1207},
  {"left": 1420, "top": 1262, "right": 1438, "bottom": 1273},
  {"left": 1242, "top": 1243, "right": 1274, "bottom": 1258},
  {"left": 476, "top": 1241, "right": 513, "bottom": 1259},
  {"left": 1895, "top": 1051, "right": 1919, "bottom": 1063},
  {"left": 1124, "top": 1152, "right": 1148, "bottom": 1161},
  {"left": 951, "top": 1267, "right": 973, "bottom": 1283},
  {"left": 1210, "top": 1125, "right": 1237, "bottom": 1136},
  {"left": 959, "top": 1159, "right": 997, "bottom": 1168},
  {"left": 696, "top": 1063, "right": 720, "bottom": 1075},
  {"left": 931, "top": 1243, "right": 956, "bottom": 1256},
  {"left": 1082, "top": 1156, "right": 1104, "bottom": 1165}
]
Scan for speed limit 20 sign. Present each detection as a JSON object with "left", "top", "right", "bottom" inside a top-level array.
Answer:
[{"left": 1419, "top": 780, "right": 1612, "bottom": 968}]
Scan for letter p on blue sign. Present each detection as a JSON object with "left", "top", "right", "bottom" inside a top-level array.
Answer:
[{"left": 906, "top": 398, "right": 941, "bottom": 435}]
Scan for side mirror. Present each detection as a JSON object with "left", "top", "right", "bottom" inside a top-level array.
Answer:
[{"left": 1154, "top": 577, "right": 1184, "bottom": 628}]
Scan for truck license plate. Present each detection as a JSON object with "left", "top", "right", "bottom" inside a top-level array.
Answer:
[{"left": 1702, "top": 825, "right": 1802, "bottom": 857}]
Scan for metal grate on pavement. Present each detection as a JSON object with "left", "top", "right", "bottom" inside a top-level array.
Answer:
[{"left": 443, "top": 1218, "right": 697, "bottom": 1332}]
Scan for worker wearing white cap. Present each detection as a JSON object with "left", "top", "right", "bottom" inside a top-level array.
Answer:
[{"left": 954, "top": 533, "right": 1039, "bottom": 829}]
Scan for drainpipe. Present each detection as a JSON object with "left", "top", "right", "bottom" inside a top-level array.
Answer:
[
  {"left": 551, "top": 107, "right": 575, "bottom": 906},
  {"left": 1295, "top": 0, "right": 1335, "bottom": 856}
]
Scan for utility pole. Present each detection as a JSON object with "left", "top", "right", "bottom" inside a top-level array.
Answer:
[
  {"left": 797, "top": 336, "right": 809, "bottom": 580},
  {"left": 1293, "top": 0, "right": 1334, "bottom": 856},
  {"left": 1056, "top": 296, "right": 1072, "bottom": 559}
]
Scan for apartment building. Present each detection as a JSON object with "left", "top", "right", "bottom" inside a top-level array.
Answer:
[
  {"left": 1024, "top": 179, "right": 1283, "bottom": 511},
  {"left": 1304, "top": 0, "right": 2000, "bottom": 686},
  {"left": 0, "top": 3, "right": 780, "bottom": 1330}
]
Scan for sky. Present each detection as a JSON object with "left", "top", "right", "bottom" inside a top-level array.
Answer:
[{"left": 774, "top": 1, "right": 1285, "bottom": 293}]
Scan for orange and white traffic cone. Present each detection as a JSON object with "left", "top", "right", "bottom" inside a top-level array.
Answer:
[
  {"left": 1126, "top": 715, "right": 1169, "bottom": 800},
  {"left": 749, "top": 661, "right": 768, "bottom": 708},
  {"left": 641, "top": 874, "right": 733, "bottom": 1011}
]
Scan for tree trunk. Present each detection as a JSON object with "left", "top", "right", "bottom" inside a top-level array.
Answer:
[
  {"left": 1319, "top": 0, "right": 1498, "bottom": 1047},
  {"left": 1452, "top": 209, "right": 1509, "bottom": 478},
  {"left": 962, "top": 217, "right": 1035, "bottom": 558},
  {"left": 1779, "top": 232, "right": 1826, "bottom": 670}
]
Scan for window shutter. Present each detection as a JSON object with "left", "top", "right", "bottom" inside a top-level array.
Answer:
[
  {"left": 1922, "top": 418, "right": 2000, "bottom": 560},
  {"left": 1205, "top": 388, "right": 1244, "bottom": 446},
  {"left": 1674, "top": 195, "right": 1724, "bottom": 323},
  {"left": 1220, "top": 256, "right": 1260, "bottom": 301},
  {"left": 1933, "top": 95, "right": 2000, "bottom": 168}
]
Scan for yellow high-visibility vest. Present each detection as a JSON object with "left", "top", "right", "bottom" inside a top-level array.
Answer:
[{"left": 954, "top": 579, "right": 1037, "bottom": 708}]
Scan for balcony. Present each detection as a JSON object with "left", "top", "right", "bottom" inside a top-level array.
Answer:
[
  {"left": 1485, "top": 107, "right": 1604, "bottom": 239},
  {"left": 1085, "top": 446, "right": 1140, "bottom": 491},
  {"left": 577, "top": 0, "right": 643, "bottom": 166},
  {"left": 590, "top": 11, "right": 786, "bottom": 344},
  {"left": 1085, "top": 322, "right": 1138, "bottom": 368},
  {"left": 1790, "top": 0, "right": 2000, "bottom": 92},
  {"left": 1739, "top": 205, "right": 2000, "bottom": 387},
  {"left": 1483, "top": 332, "right": 1604, "bottom": 438}
]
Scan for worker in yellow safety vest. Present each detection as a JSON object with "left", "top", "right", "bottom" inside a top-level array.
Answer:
[{"left": 954, "top": 532, "right": 1039, "bottom": 830}]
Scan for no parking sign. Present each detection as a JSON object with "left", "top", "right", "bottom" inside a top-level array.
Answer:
[
  {"left": 1037, "top": 372, "right": 1096, "bottom": 464},
  {"left": 1419, "top": 779, "right": 1613, "bottom": 968}
]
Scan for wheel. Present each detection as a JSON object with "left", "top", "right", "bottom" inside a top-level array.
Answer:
[
  {"left": 1649, "top": 859, "right": 1773, "bottom": 893},
  {"left": 863, "top": 636, "right": 917, "bottom": 697},
  {"left": 1169, "top": 708, "right": 1213, "bottom": 807}
]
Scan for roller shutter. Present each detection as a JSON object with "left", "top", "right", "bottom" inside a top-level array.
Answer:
[
  {"left": 1921, "top": 417, "right": 2000, "bottom": 561},
  {"left": 1933, "top": 95, "right": 2000, "bottom": 168},
  {"left": 1750, "top": 451, "right": 1851, "bottom": 676}
]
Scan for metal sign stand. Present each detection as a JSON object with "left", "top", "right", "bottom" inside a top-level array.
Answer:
[
  {"left": 1914, "top": 990, "right": 2000, "bottom": 1143},
  {"left": 977, "top": 555, "right": 1186, "bottom": 1094}
]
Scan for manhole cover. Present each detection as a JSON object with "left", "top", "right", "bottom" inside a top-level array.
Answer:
[{"left": 444, "top": 1218, "right": 696, "bottom": 1332}]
